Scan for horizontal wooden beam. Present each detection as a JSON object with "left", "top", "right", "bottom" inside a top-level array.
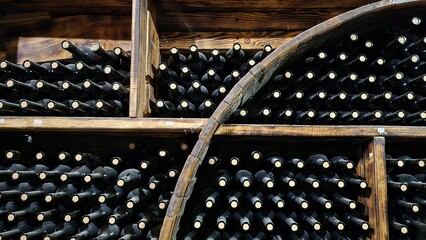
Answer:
[
  {"left": 215, "top": 125, "right": 426, "bottom": 138},
  {"left": 0, "top": 15, "right": 131, "bottom": 39},
  {"left": 0, "top": 0, "right": 132, "bottom": 15},
  {"left": 158, "top": 9, "right": 348, "bottom": 32},
  {"left": 2, "top": 37, "right": 131, "bottom": 63},
  {"left": 155, "top": 0, "right": 376, "bottom": 11},
  {"left": 0, "top": 117, "right": 207, "bottom": 133},
  {"left": 159, "top": 31, "right": 300, "bottom": 51}
]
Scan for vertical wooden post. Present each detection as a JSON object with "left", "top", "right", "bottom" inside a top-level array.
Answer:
[{"left": 357, "top": 137, "right": 388, "bottom": 240}]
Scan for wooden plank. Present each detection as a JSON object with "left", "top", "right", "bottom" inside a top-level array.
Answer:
[
  {"left": 155, "top": 0, "right": 376, "bottom": 11},
  {"left": 215, "top": 125, "right": 426, "bottom": 138},
  {"left": 141, "top": 11, "right": 160, "bottom": 117},
  {"left": 129, "top": 0, "right": 148, "bottom": 118},
  {"left": 159, "top": 31, "right": 300, "bottom": 51},
  {"left": 6, "top": 37, "right": 131, "bottom": 63},
  {"left": 0, "top": 0, "right": 132, "bottom": 15},
  {"left": 158, "top": 9, "right": 351, "bottom": 32},
  {"left": 0, "top": 117, "right": 207, "bottom": 133},
  {"left": 356, "top": 137, "right": 388, "bottom": 240},
  {"left": 0, "top": 15, "right": 131, "bottom": 39}
]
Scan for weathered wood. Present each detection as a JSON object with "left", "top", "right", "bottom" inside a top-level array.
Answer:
[
  {"left": 357, "top": 137, "right": 388, "bottom": 240},
  {"left": 141, "top": 11, "right": 160, "bottom": 117},
  {"left": 215, "top": 125, "right": 426, "bottom": 138},
  {"left": 4, "top": 37, "right": 131, "bottom": 63},
  {"left": 158, "top": 9, "right": 348, "bottom": 32},
  {"left": 160, "top": 1, "right": 426, "bottom": 239},
  {"left": 159, "top": 31, "right": 300, "bottom": 51},
  {"left": 0, "top": 0, "right": 132, "bottom": 15},
  {"left": 129, "top": 0, "right": 148, "bottom": 118},
  {"left": 0, "top": 15, "right": 131, "bottom": 39},
  {"left": 155, "top": 0, "right": 376, "bottom": 11},
  {"left": 0, "top": 117, "right": 207, "bottom": 133}
]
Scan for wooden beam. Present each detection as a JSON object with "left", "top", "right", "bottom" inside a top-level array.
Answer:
[
  {"left": 155, "top": 0, "right": 377, "bottom": 11},
  {"left": 0, "top": 15, "right": 131, "bottom": 40},
  {"left": 158, "top": 9, "right": 351, "bottom": 32},
  {"left": 357, "top": 137, "right": 388, "bottom": 240},
  {"left": 6, "top": 37, "right": 130, "bottom": 63},
  {"left": 215, "top": 125, "right": 426, "bottom": 138},
  {"left": 0, "top": 117, "right": 206, "bottom": 133},
  {"left": 0, "top": 0, "right": 132, "bottom": 15},
  {"left": 159, "top": 31, "right": 300, "bottom": 51}
]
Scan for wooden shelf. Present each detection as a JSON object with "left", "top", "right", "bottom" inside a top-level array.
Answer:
[
  {"left": 0, "top": 117, "right": 207, "bottom": 133},
  {"left": 215, "top": 124, "right": 426, "bottom": 138}
]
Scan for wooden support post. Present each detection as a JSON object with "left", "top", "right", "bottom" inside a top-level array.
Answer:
[{"left": 357, "top": 137, "right": 388, "bottom": 240}]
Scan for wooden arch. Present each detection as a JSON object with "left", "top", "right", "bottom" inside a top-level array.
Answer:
[{"left": 160, "top": 0, "right": 426, "bottom": 239}]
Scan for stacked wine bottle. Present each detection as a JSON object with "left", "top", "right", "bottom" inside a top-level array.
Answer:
[
  {"left": 0, "top": 134, "right": 194, "bottom": 239},
  {"left": 230, "top": 15, "right": 426, "bottom": 125},
  {"left": 178, "top": 141, "right": 370, "bottom": 239},
  {"left": 152, "top": 43, "right": 273, "bottom": 117},
  {"left": 0, "top": 40, "right": 130, "bottom": 117},
  {"left": 386, "top": 155, "right": 426, "bottom": 239}
]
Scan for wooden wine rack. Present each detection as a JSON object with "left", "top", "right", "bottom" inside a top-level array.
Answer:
[{"left": 1, "top": 0, "right": 425, "bottom": 239}]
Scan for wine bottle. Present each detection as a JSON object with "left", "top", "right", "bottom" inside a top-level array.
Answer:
[
  {"left": 69, "top": 223, "right": 99, "bottom": 240},
  {"left": 125, "top": 187, "right": 152, "bottom": 209},
  {"left": 227, "top": 191, "right": 242, "bottom": 209},
  {"left": 119, "top": 224, "right": 143, "bottom": 240},
  {"left": 252, "top": 107, "right": 272, "bottom": 123},
  {"left": 294, "top": 109, "right": 316, "bottom": 123},
  {"left": 299, "top": 212, "right": 322, "bottom": 231},
  {"left": 36, "top": 206, "right": 65, "bottom": 222},
  {"left": 155, "top": 63, "right": 178, "bottom": 87},
  {"left": 255, "top": 170, "right": 275, "bottom": 189},
  {"left": 0, "top": 99, "right": 21, "bottom": 114},
  {"left": 390, "top": 218, "right": 409, "bottom": 235},
  {"left": 0, "top": 221, "right": 33, "bottom": 239},
  {"left": 12, "top": 164, "right": 49, "bottom": 181},
  {"left": 253, "top": 43, "right": 273, "bottom": 62},
  {"left": 93, "top": 225, "right": 120, "bottom": 240},
  {"left": 321, "top": 212, "right": 345, "bottom": 231},
  {"left": 103, "top": 65, "right": 130, "bottom": 84},
  {"left": 90, "top": 42, "right": 120, "bottom": 67},
  {"left": 83, "top": 166, "right": 119, "bottom": 186},
  {"left": 276, "top": 211, "right": 299, "bottom": 232},
  {"left": 304, "top": 51, "right": 327, "bottom": 66},
  {"left": 108, "top": 205, "right": 133, "bottom": 225},
  {"left": 179, "top": 65, "right": 199, "bottom": 88},
  {"left": 153, "top": 99, "right": 176, "bottom": 117},
  {"left": 113, "top": 47, "right": 131, "bottom": 70},
  {"left": 239, "top": 58, "right": 256, "bottom": 76},
  {"left": 0, "top": 163, "right": 27, "bottom": 179},
  {"left": 187, "top": 80, "right": 209, "bottom": 106},
  {"left": 42, "top": 222, "right": 77, "bottom": 240},
  {"left": 308, "top": 192, "right": 333, "bottom": 209},
  {"left": 391, "top": 199, "right": 420, "bottom": 213},
  {"left": 230, "top": 108, "right": 249, "bottom": 123},
  {"left": 22, "top": 60, "right": 51, "bottom": 79},
  {"left": 318, "top": 173, "right": 346, "bottom": 189},
  {"left": 167, "top": 47, "right": 186, "bottom": 72},
  {"left": 18, "top": 221, "right": 55, "bottom": 240},
  {"left": 232, "top": 211, "right": 253, "bottom": 231},
  {"left": 255, "top": 211, "right": 275, "bottom": 232},
  {"left": 280, "top": 172, "right": 297, "bottom": 188},
  {"left": 274, "top": 108, "right": 294, "bottom": 124},
  {"left": 71, "top": 185, "right": 102, "bottom": 203},
  {"left": 60, "top": 165, "right": 91, "bottom": 183},
  {"left": 186, "top": 45, "right": 208, "bottom": 76},
  {"left": 200, "top": 68, "right": 221, "bottom": 90},
  {"left": 211, "top": 85, "right": 228, "bottom": 104},
  {"left": 223, "top": 70, "right": 241, "bottom": 89},
  {"left": 226, "top": 43, "right": 246, "bottom": 71},
  {"left": 306, "top": 154, "right": 330, "bottom": 169},
  {"left": 176, "top": 99, "right": 196, "bottom": 117},
  {"left": 265, "top": 156, "right": 284, "bottom": 169},
  {"left": 1, "top": 60, "right": 29, "bottom": 75},
  {"left": 116, "top": 168, "right": 142, "bottom": 189},
  {"left": 61, "top": 41, "right": 100, "bottom": 65},
  {"left": 7, "top": 202, "right": 42, "bottom": 222},
  {"left": 388, "top": 179, "right": 409, "bottom": 193},
  {"left": 167, "top": 82, "right": 185, "bottom": 102},
  {"left": 82, "top": 204, "right": 113, "bottom": 224},
  {"left": 236, "top": 170, "right": 254, "bottom": 189},
  {"left": 216, "top": 211, "right": 231, "bottom": 230},
  {"left": 208, "top": 49, "right": 226, "bottom": 76},
  {"left": 148, "top": 174, "right": 168, "bottom": 193},
  {"left": 198, "top": 99, "right": 217, "bottom": 117},
  {"left": 341, "top": 173, "right": 368, "bottom": 190},
  {"left": 20, "top": 182, "right": 57, "bottom": 202},
  {"left": 137, "top": 203, "right": 164, "bottom": 230},
  {"left": 341, "top": 212, "right": 369, "bottom": 231},
  {"left": 295, "top": 173, "right": 321, "bottom": 189},
  {"left": 286, "top": 191, "right": 309, "bottom": 209},
  {"left": 202, "top": 188, "right": 221, "bottom": 209},
  {"left": 98, "top": 185, "right": 125, "bottom": 204},
  {"left": 45, "top": 184, "right": 78, "bottom": 203}
]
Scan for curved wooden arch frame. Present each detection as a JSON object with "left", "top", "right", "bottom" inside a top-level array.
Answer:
[{"left": 160, "top": 0, "right": 426, "bottom": 239}]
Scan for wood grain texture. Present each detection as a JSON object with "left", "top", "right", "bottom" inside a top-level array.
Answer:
[
  {"left": 158, "top": 9, "right": 347, "bottom": 32},
  {"left": 0, "top": 117, "right": 206, "bottom": 133},
  {"left": 0, "top": 0, "right": 132, "bottom": 15},
  {"left": 160, "top": 1, "right": 426, "bottom": 239},
  {"left": 0, "top": 15, "right": 131, "bottom": 39},
  {"left": 159, "top": 31, "right": 300, "bottom": 51},
  {"left": 155, "top": 0, "right": 376, "bottom": 11},
  {"left": 129, "top": 0, "right": 148, "bottom": 118},
  {"left": 5, "top": 37, "right": 131, "bottom": 63},
  {"left": 215, "top": 125, "right": 426, "bottom": 138},
  {"left": 357, "top": 137, "right": 388, "bottom": 240}
]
